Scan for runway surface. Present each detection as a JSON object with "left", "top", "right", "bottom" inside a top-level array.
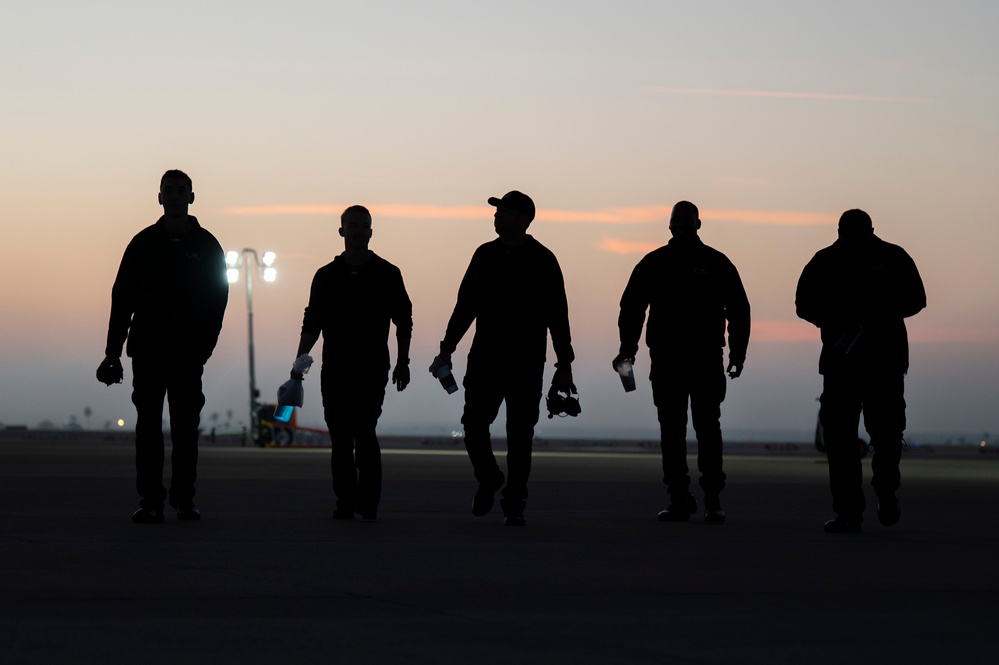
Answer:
[{"left": 2, "top": 439, "right": 997, "bottom": 664}]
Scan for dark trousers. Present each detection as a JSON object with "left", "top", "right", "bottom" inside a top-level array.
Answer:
[
  {"left": 321, "top": 367, "right": 388, "bottom": 514},
  {"left": 650, "top": 354, "right": 727, "bottom": 500},
  {"left": 131, "top": 356, "right": 205, "bottom": 510},
  {"left": 461, "top": 361, "right": 545, "bottom": 517},
  {"left": 820, "top": 369, "right": 906, "bottom": 520}
]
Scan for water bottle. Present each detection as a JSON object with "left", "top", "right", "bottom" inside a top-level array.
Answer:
[
  {"left": 435, "top": 364, "right": 458, "bottom": 394},
  {"left": 617, "top": 359, "right": 636, "bottom": 392}
]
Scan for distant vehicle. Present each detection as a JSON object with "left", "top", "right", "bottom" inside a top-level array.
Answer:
[
  {"left": 255, "top": 403, "right": 297, "bottom": 447},
  {"left": 252, "top": 404, "right": 332, "bottom": 447}
]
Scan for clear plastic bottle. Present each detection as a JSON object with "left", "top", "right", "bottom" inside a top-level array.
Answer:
[{"left": 617, "top": 359, "right": 636, "bottom": 392}]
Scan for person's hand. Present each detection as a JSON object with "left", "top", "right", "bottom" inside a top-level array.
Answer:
[
  {"left": 611, "top": 353, "right": 635, "bottom": 372},
  {"left": 393, "top": 363, "right": 411, "bottom": 391},
  {"left": 727, "top": 360, "right": 744, "bottom": 379},
  {"left": 96, "top": 356, "right": 123, "bottom": 386},
  {"left": 429, "top": 352, "right": 452, "bottom": 376},
  {"left": 552, "top": 365, "right": 576, "bottom": 393}
]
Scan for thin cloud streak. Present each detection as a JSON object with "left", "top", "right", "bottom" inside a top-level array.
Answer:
[
  {"left": 597, "top": 237, "right": 660, "bottom": 255},
  {"left": 224, "top": 204, "right": 834, "bottom": 227},
  {"left": 645, "top": 86, "right": 929, "bottom": 103}
]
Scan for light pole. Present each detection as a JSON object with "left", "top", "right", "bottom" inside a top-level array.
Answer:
[{"left": 226, "top": 249, "right": 277, "bottom": 443}]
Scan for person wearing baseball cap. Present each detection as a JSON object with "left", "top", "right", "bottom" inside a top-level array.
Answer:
[{"left": 431, "top": 190, "right": 576, "bottom": 526}]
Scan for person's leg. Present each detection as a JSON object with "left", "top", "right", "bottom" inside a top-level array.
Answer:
[
  {"left": 820, "top": 371, "right": 865, "bottom": 522},
  {"left": 322, "top": 370, "right": 358, "bottom": 515},
  {"left": 461, "top": 363, "right": 506, "bottom": 517},
  {"left": 461, "top": 366, "right": 506, "bottom": 485},
  {"left": 690, "top": 356, "right": 727, "bottom": 511},
  {"left": 864, "top": 371, "right": 906, "bottom": 524},
  {"left": 131, "top": 356, "right": 168, "bottom": 513},
  {"left": 500, "top": 366, "right": 545, "bottom": 520},
  {"left": 166, "top": 359, "right": 205, "bottom": 511},
  {"left": 651, "top": 362, "right": 692, "bottom": 502},
  {"left": 353, "top": 370, "right": 388, "bottom": 518}
]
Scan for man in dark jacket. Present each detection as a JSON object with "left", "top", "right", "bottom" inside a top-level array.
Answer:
[
  {"left": 796, "top": 209, "right": 925, "bottom": 533},
  {"left": 431, "top": 191, "right": 575, "bottom": 526},
  {"left": 97, "top": 170, "right": 228, "bottom": 523},
  {"left": 294, "top": 205, "right": 413, "bottom": 521},
  {"left": 615, "top": 201, "right": 750, "bottom": 524}
]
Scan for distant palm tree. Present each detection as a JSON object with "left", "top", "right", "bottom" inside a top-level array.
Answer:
[{"left": 84, "top": 406, "right": 92, "bottom": 430}]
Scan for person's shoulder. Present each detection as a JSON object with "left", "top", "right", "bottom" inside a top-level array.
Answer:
[
  {"left": 809, "top": 242, "right": 839, "bottom": 262},
  {"left": 314, "top": 257, "right": 340, "bottom": 277},
  {"left": 874, "top": 236, "right": 912, "bottom": 260},
  {"left": 470, "top": 239, "right": 501, "bottom": 259},
  {"left": 368, "top": 252, "right": 404, "bottom": 275},
  {"left": 131, "top": 221, "right": 162, "bottom": 241},
  {"left": 636, "top": 244, "right": 669, "bottom": 265},
  {"left": 189, "top": 216, "right": 218, "bottom": 238},
  {"left": 700, "top": 243, "right": 739, "bottom": 268},
  {"left": 524, "top": 235, "right": 559, "bottom": 259}
]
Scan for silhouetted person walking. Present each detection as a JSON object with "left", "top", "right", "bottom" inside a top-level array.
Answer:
[
  {"left": 431, "top": 191, "right": 575, "bottom": 526},
  {"left": 614, "top": 201, "right": 750, "bottom": 524},
  {"left": 294, "top": 205, "right": 412, "bottom": 521},
  {"left": 796, "top": 209, "right": 925, "bottom": 533},
  {"left": 97, "top": 170, "right": 228, "bottom": 523}
]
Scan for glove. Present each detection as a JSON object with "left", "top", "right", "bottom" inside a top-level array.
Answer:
[{"left": 96, "top": 357, "right": 123, "bottom": 386}]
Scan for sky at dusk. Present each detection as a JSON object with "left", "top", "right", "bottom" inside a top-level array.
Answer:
[{"left": 2, "top": 1, "right": 998, "bottom": 442}]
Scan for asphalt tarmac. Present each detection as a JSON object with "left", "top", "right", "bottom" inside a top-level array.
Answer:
[{"left": 2, "top": 438, "right": 997, "bottom": 664}]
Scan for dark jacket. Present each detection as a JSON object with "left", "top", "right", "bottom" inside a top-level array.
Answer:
[
  {"left": 105, "top": 216, "right": 228, "bottom": 362},
  {"left": 301, "top": 252, "right": 413, "bottom": 372},
  {"left": 441, "top": 236, "right": 574, "bottom": 367},
  {"left": 618, "top": 235, "right": 750, "bottom": 363},
  {"left": 795, "top": 235, "right": 925, "bottom": 375}
]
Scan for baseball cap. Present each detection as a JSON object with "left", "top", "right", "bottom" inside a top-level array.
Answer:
[{"left": 487, "top": 190, "right": 535, "bottom": 222}]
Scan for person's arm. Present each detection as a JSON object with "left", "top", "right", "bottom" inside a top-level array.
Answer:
[
  {"left": 391, "top": 268, "right": 414, "bottom": 391},
  {"left": 615, "top": 260, "right": 649, "bottom": 366},
  {"left": 895, "top": 248, "right": 927, "bottom": 319},
  {"left": 546, "top": 255, "right": 576, "bottom": 392},
  {"left": 795, "top": 254, "right": 826, "bottom": 329},
  {"left": 104, "top": 240, "right": 138, "bottom": 359},
  {"left": 724, "top": 260, "right": 751, "bottom": 378},
  {"left": 98, "top": 239, "right": 138, "bottom": 384},
  {"left": 434, "top": 250, "right": 481, "bottom": 372},
  {"left": 199, "top": 237, "right": 230, "bottom": 364},
  {"left": 293, "top": 271, "right": 324, "bottom": 378}
]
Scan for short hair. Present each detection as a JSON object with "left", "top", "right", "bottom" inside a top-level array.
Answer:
[
  {"left": 161, "top": 169, "right": 192, "bottom": 189},
  {"left": 839, "top": 209, "right": 873, "bottom": 231},
  {"left": 341, "top": 205, "right": 372, "bottom": 225},
  {"left": 671, "top": 200, "right": 699, "bottom": 220}
]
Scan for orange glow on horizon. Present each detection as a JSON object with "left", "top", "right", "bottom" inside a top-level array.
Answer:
[{"left": 223, "top": 204, "right": 836, "bottom": 227}]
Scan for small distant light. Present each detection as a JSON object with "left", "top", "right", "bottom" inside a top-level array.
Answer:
[
  {"left": 227, "top": 268, "right": 240, "bottom": 283},
  {"left": 225, "top": 250, "right": 240, "bottom": 268},
  {"left": 261, "top": 251, "right": 276, "bottom": 267},
  {"left": 263, "top": 267, "right": 277, "bottom": 282},
  {"left": 981, "top": 441, "right": 987, "bottom": 448},
  {"left": 117, "top": 419, "right": 125, "bottom": 427}
]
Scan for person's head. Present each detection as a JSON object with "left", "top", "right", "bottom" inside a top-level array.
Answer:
[
  {"left": 158, "top": 169, "right": 194, "bottom": 218},
  {"left": 668, "top": 200, "right": 701, "bottom": 238},
  {"left": 837, "top": 209, "right": 874, "bottom": 252},
  {"left": 488, "top": 190, "right": 535, "bottom": 243},
  {"left": 339, "top": 205, "right": 373, "bottom": 253}
]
